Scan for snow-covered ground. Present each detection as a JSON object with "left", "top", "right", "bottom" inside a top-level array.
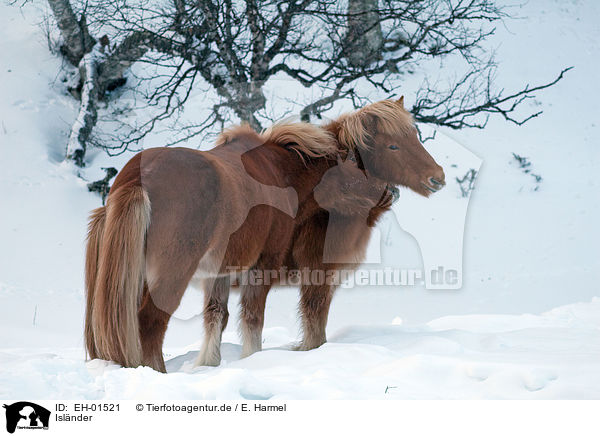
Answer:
[
  {"left": 2, "top": 298, "right": 600, "bottom": 399},
  {"left": 1, "top": 0, "right": 599, "bottom": 400}
]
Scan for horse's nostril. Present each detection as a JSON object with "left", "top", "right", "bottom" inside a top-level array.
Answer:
[{"left": 429, "top": 177, "right": 445, "bottom": 187}]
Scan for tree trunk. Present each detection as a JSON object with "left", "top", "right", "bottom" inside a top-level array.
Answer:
[
  {"left": 47, "top": 0, "right": 95, "bottom": 66},
  {"left": 230, "top": 80, "right": 266, "bottom": 131},
  {"left": 66, "top": 47, "right": 99, "bottom": 167},
  {"left": 96, "top": 32, "right": 150, "bottom": 95},
  {"left": 346, "top": 0, "right": 383, "bottom": 68}
]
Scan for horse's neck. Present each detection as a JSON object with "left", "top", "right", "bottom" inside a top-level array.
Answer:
[
  {"left": 293, "top": 151, "right": 392, "bottom": 225},
  {"left": 293, "top": 155, "right": 335, "bottom": 194}
]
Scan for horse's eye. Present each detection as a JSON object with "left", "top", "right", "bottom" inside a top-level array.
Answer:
[{"left": 389, "top": 145, "right": 399, "bottom": 150}]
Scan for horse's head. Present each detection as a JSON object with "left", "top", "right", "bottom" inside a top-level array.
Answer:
[{"left": 335, "top": 97, "right": 445, "bottom": 197}]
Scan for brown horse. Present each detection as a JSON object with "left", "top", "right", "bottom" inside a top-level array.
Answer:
[{"left": 84, "top": 97, "right": 445, "bottom": 372}]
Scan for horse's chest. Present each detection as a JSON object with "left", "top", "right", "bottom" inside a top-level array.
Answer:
[
  {"left": 331, "top": 218, "right": 373, "bottom": 260},
  {"left": 295, "top": 213, "right": 374, "bottom": 266}
]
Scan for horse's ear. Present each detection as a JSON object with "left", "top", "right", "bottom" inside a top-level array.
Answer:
[{"left": 397, "top": 96, "right": 405, "bottom": 108}]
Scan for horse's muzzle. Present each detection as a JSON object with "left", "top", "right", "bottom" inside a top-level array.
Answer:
[
  {"left": 388, "top": 185, "right": 400, "bottom": 203},
  {"left": 422, "top": 176, "right": 446, "bottom": 193}
]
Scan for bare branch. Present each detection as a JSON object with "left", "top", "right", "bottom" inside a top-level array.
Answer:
[{"left": 412, "top": 67, "right": 573, "bottom": 129}]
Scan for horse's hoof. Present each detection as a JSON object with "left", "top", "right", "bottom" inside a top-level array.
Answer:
[
  {"left": 294, "top": 340, "right": 326, "bottom": 351},
  {"left": 194, "top": 353, "right": 221, "bottom": 367}
]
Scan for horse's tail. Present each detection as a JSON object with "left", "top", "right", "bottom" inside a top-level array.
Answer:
[
  {"left": 86, "top": 186, "right": 151, "bottom": 367},
  {"left": 84, "top": 206, "right": 107, "bottom": 359}
]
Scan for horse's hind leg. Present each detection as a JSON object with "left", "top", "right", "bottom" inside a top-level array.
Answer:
[
  {"left": 140, "top": 253, "right": 199, "bottom": 372},
  {"left": 139, "top": 271, "right": 193, "bottom": 372},
  {"left": 240, "top": 283, "right": 271, "bottom": 357},
  {"left": 298, "top": 283, "right": 334, "bottom": 351},
  {"left": 195, "top": 276, "right": 230, "bottom": 367},
  {"left": 138, "top": 286, "right": 172, "bottom": 373}
]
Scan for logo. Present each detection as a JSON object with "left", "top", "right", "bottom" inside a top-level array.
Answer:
[{"left": 3, "top": 402, "right": 50, "bottom": 434}]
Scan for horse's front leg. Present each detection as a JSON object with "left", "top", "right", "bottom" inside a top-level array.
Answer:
[
  {"left": 195, "top": 276, "right": 230, "bottom": 367},
  {"left": 239, "top": 282, "right": 271, "bottom": 358},
  {"left": 297, "top": 283, "right": 334, "bottom": 351}
]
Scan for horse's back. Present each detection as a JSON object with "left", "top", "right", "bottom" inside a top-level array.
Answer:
[
  {"left": 110, "top": 147, "right": 216, "bottom": 194},
  {"left": 113, "top": 145, "right": 296, "bottom": 276}
]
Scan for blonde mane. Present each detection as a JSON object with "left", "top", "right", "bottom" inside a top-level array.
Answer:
[
  {"left": 214, "top": 124, "right": 258, "bottom": 147},
  {"left": 262, "top": 122, "right": 339, "bottom": 159},
  {"left": 215, "top": 121, "right": 339, "bottom": 160},
  {"left": 214, "top": 99, "right": 413, "bottom": 158}
]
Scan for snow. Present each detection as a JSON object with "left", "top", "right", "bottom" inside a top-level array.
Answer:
[
  {"left": 1, "top": 298, "right": 599, "bottom": 399},
  {"left": 1, "top": 0, "right": 599, "bottom": 400}
]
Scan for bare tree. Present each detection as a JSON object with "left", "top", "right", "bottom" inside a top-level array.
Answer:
[{"left": 44, "top": 0, "right": 571, "bottom": 166}]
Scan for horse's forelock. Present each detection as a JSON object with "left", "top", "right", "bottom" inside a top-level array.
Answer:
[{"left": 334, "top": 100, "right": 414, "bottom": 151}]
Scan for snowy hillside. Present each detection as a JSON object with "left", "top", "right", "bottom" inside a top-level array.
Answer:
[{"left": 1, "top": 0, "right": 599, "bottom": 400}]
